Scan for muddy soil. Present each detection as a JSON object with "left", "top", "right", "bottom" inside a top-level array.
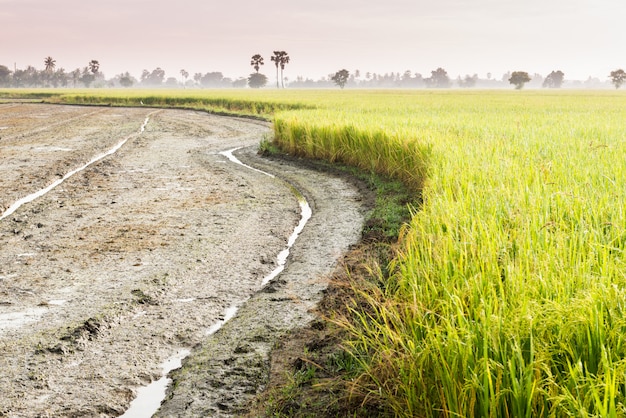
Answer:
[{"left": 0, "top": 104, "right": 368, "bottom": 417}]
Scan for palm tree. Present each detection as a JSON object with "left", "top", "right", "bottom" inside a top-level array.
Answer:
[
  {"left": 88, "top": 60, "right": 100, "bottom": 74},
  {"left": 270, "top": 51, "right": 290, "bottom": 88},
  {"left": 250, "top": 54, "right": 264, "bottom": 73},
  {"left": 44, "top": 56, "right": 56, "bottom": 73},
  {"left": 271, "top": 53, "right": 280, "bottom": 88},
  {"left": 279, "top": 53, "right": 290, "bottom": 88},
  {"left": 180, "top": 69, "right": 189, "bottom": 86}
]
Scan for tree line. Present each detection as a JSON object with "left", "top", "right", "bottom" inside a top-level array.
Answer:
[
  {"left": 0, "top": 58, "right": 103, "bottom": 88},
  {"left": 326, "top": 68, "right": 626, "bottom": 90},
  {"left": 1, "top": 54, "right": 625, "bottom": 90}
]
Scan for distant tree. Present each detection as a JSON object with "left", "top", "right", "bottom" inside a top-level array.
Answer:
[
  {"left": 248, "top": 72, "right": 268, "bottom": 89},
  {"left": 200, "top": 72, "right": 225, "bottom": 87},
  {"left": 232, "top": 77, "right": 247, "bottom": 88},
  {"left": 118, "top": 72, "right": 134, "bottom": 87},
  {"left": 425, "top": 67, "right": 451, "bottom": 88},
  {"left": 27, "top": 66, "right": 42, "bottom": 86},
  {"left": 331, "top": 69, "right": 350, "bottom": 89},
  {"left": 80, "top": 66, "right": 95, "bottom": 87},
  {"left": 11, "top": 68, "right": 24, "bottom": 87},
  {"left": 458, "top": 74, "right": 478, "bottom": 88},
  {"left": 71, "top": 68, "right": 81, "bottom": 87},
  {"left": 50, "top": 67, "right": 66, "bottom": 88},
  {"left": 0, "top": 65, "right": 11, "bottom": 86},
  {"left": 398, "top": 70, "right": 410, "bottom": 87},
  {"left": 271, "top": 51, "right": 290, "bottom": 88},
  {"left": 44, "top": 56, "right": 56, "bottom": 73},
  {"left": 399, "top": 70, "right": 423, "bottom": 88},
  {"left": 141, "top": 67, "right": 165, "bottom": 86},
  {"left": 271, "top": 52, "right": 281, "bottom": 88},
  {"left": 278, "top": 51, "right": 290, "bottom": 88},
  {"left": 180, "top": 69, "right": 189, "bottom": 85},
  {"left": 509, "top": 71, "right": 531, "bottom": 89},
  {"left": 193, "top": 73, "right": 202, "bottom": 85},
  {"left": 250, "top": 54, "right": 264, "bottom": 73},
  {"left": 88, "top": 60, "right": 100, "bottom": 75},
  {"left": 609, "top": 69, "right": 626, "bottom": 89},
  {"left": 543, "top": 70, "right": 565, "bottom": 88},
  {"left": 41, "top": 57, "right": 55, "bottom": 87},
  {"left": 10, "top": 65, "right": 40, "bottom": 87}
]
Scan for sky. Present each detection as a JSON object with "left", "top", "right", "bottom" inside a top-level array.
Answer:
[{"left": 2, "top": 0, "right": 625, "bottom": 82}]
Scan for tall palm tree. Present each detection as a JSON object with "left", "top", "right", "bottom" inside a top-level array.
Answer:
[
  {"left": 44, "top": 56, "right": 56, "bottom": 73},
  {"left": 279, "top": 53, "right": 290, "bottom": 88},
  {"left": 180, "top": 69, "right": 189, "bottom": 86},
  {"left": 250, "top": 54, "right": 264, "bottom": 73},
  {"left": 271, "top": 52, "right": 281, "bottom": 88},
  {"left": 88, "top": 60, "right": 100, "bottom": 74},
  {"left": 270, "top": 51, "right": 289, "bottom": 88}
]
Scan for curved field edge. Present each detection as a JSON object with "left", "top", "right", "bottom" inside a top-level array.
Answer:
[
  {"left": 0, "top": 88, "right": 311, "bottom": 119},
  {"left": 4, "top": 89, "right": 626, "bottom": 417}
]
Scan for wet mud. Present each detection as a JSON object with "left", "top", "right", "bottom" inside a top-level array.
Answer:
[{"left": 0, "top": 104, "right": 368, "bottom": 417}]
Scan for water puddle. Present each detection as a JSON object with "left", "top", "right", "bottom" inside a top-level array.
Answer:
[
  {"left": 33, "top": 146, "right": 75, "bottom": 152},
  {"left": 219, "top": 147, "right": 275, "bottom": 178},
  {"left": 0, "top": 114, "right": 155, "bottom": 221},
  {"left": 219, "top": 147, "right": 312, "bottom": 286},
  {"left": 47, "top": 300, "right": 67, "bottom": 306},
  {"left": 0, "top": 299, "right": 70, "bottom": 333},
  {"left": 0, "top": 307, "right": 47, "bottom": 332},
  {"left": 120, "top": 349, "right": 191, "bottom": 418},
  {"left": 173, "top": 298, "right": 196, "bottom": 303},
  {"left": 206, "top": 304, "right": 239, "bottom": 336},
  {"left": 263, "top": 187, "right": 312, "bottom": 286},
  {"left": 122, "top": 146, "right": 312, "bottom": 416}
]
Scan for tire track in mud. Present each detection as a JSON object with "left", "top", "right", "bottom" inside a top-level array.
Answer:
[
  {"left": 0, "top": 107, "right": 107, "bottom": 142},
  {"left": 0, "top": 111, "right": 159, "bottom": 221},
  {"left": 155, "top": 146, "right": 367, "bottom": 417},
  {"left": 0, "top": 104, "right": 158, "bottom": 213},
  {"left": 0, "top": 105, "right": 367, "bottom": 417},
  {"left": 123, "top": 149, "right": 314, "bottom": 418}
]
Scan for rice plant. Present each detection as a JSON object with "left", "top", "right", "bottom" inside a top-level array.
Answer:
[
  {"left": 272, "top": 90, "right": 626, "bottom": 416},
  {"left": 5, "top": 87, "right": 626, "bottom": 416}
]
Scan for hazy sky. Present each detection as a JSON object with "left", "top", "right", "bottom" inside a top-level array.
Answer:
[{"left": 2, "top": 0, "right": 625, "bottom": 82}]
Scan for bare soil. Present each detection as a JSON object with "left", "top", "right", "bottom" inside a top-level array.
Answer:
[{"left": 0, "top": 104, "right": 369, "bottom": 417}]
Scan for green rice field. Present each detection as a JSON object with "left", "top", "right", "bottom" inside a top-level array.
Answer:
[{"left": 4, "top": 88, "right": 626, "bottom": 416}]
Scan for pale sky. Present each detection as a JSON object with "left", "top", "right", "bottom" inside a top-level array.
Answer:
[{"left": 2, "top": 0, "right": 625, "bottom": 82}]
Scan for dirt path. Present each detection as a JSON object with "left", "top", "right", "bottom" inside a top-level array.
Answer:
[{"left": 0, "top": 104, "right": 367, "bottom": 417}]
